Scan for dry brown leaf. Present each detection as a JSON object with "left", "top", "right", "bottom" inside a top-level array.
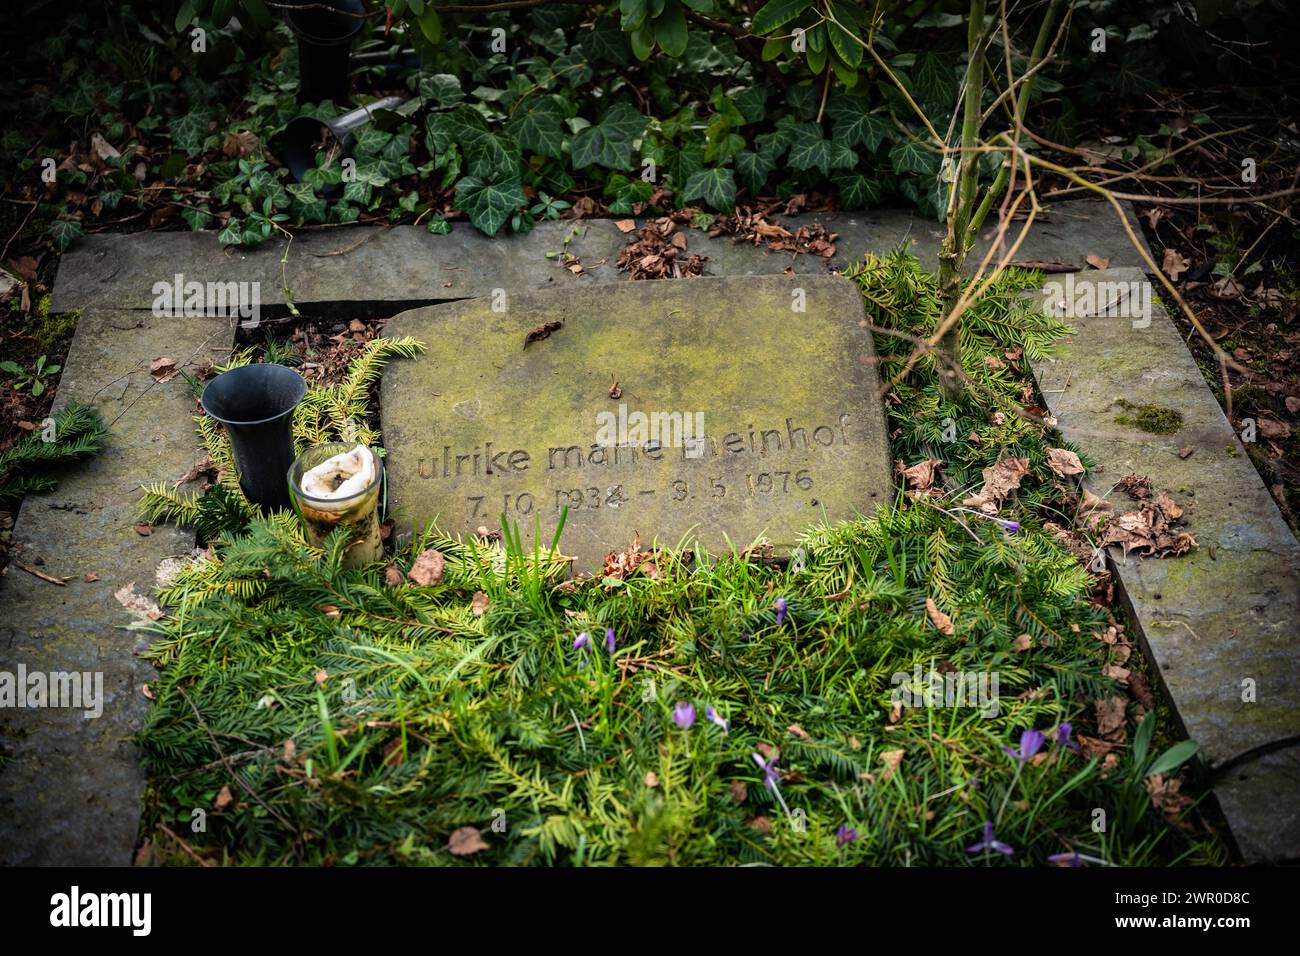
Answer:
[
  {"left": 1095, "top": 695, "right": 1128, "bottom": 741},
  {"left": 447, "top": 826, "right": 488, "bottom": 857},
  {"left": 471, "top": 591, "right": 490, "bottom": 616},
  {"left": 1161, "top": 247, "right": 1189, "bottom": 281},
  {"left": 925, "top": 597, "right": 954, "bottom": 635},
  {"left": 1085, "top": 254, "right": 1111, "bottom": 270},
  {"left": 962, "top": 457, "right": 1030, "bottom": 513},
  {"left": 614, "top": 219, "right": 637, "bottom": 233},
  {"left": 214, "top": 785, "right": 233, "bottom": 811},
  {"left": 644, "top": 771, "right": 659, "bottom": 788},
  {"left": 1013, "top": 633, "right": 1034, "bottom": 652},
  {"left": 901, "top": 458, "right": 941, "bottom": 492},
  {"left": 787, "top": 723, "right": 810, "bottom": 740},
  {"left": 149, "top": 357, "right": 178, "bottom": 383},
  {"left": 879, "top": 749, "right": 905, "bottom": 782},
  {"left": 114, "top": 582, "right": 164, "bottom": 621},
  {"left": 383, "top": 563, "right": 406, "bottom": 586},
  {"left": 1259, "top": 416, "right": 1292, "bottom": 440},
  {"left": 408, "top": 549, "right": 445, "bottom": 585},
  {"left": 1046, "top": 447, "right": 1085, "bottom": 478}
]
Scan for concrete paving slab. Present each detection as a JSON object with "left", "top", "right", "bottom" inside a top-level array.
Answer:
[
  {"left": 0, "top": 310, "right": 236, "bottom": 865},
  {"left": 1029, "top": 268, "right": 1300, "bottom": 862}
]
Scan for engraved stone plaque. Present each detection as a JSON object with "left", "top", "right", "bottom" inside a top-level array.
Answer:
[{"left": 380, "top": 275, "right": 893, "bottom": 569}]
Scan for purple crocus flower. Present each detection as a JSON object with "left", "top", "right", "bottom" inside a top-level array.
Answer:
[
  {"left": 573, "top": 631, "right": 590, "bottom": 651},
  {"left": 994, "top": 518, "right": 1020, "bottom": 533},
  {"left": 836, "top": 825, "right": 859, "bottom": 848},
  {"left": 751, "top": 751, "right": 780, "bottom": 790},
  {"left": 774, "top": 597, "right": 788, "bottom": 625},
  {"left": 605, "top": 627, "right": 617, "bottom": 654},
  {"left": 1055, "top": 722, "right": 1081, "bottom": 752},
  {"left": 966, "top": 820, "right": 1015, "bottom": 855},
  {"left": 1047, "top": 851, "right": 1082, "bottom": 867},
  {"left": 673, "top": 701, "right": 696, "bottom": 730},
  {"left": 1003, "top": 728, "right": 1046, "bottom": 763},
  {"left": 705, "top": 705, "right": 729, "bottom": 732}
]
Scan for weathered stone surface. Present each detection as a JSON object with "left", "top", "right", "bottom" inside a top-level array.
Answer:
[
  {"left": 50, "top": 200, "right": 1151, "bottom": 312},
  {"left": 1029, "top": 268, "right": 1300, "bottom": 862},
  {"left": 381, "top": 275, "right": 892, "bottom": 569},
  {"left": 0, "top": 310, "right": 235, "bottom": 865}
]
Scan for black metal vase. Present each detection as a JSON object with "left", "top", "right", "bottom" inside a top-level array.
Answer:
[
  {"left": 286, "top": 0, "right": 366, "bottom": 106},
  {"left": 201, "top": 364, "right": 307, "bottom": 513}
]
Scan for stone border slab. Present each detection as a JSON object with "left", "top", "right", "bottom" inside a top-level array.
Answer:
[
  {"left": 1030, "top": 268, "right": 1300, "bottom": 862},
  {"left": 50, "top": 200, "right": 1152, "bottom": 313},
  {"left": 0, "top": 310, "right": 236, "bottom": 865}
]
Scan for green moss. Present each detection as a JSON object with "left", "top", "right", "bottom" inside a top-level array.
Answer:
[
  {"left": 32, "top": 296, "right": 79, "bottom": 353},
  {"left": 1114, "top": 399, "right": 1184, "bottom": 435}
]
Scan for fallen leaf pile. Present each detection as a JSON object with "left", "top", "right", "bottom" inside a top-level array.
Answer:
[
  {"left": 603, "top": 532, "right": 665, "bottom": 583},
  {"left": 708, "top": 207, "right": 838, "bottom": 258},
  {"left": 1098, "top": 489, "right": 1197, "bottom": 557},
  {"left": 292, "top": 320, "right": 379, "bottom": 386},
  {"left": 616, "top": 216, "right": 708, "bottom": 280}
]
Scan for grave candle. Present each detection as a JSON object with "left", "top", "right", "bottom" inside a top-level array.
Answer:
[{"left": 288, "top": 442, "right": 384, "bottom": 568}]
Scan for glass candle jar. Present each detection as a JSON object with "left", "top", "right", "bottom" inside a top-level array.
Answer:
[{"left": 288, "top": 442, "right": 384, "bottom": 568}]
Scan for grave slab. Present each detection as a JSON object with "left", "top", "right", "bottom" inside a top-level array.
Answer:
[
  {"left": 49, "top": 200, "right": 1151, "bottom": 313},
  {"left": 380, "top": 275, "right": 893, "bottom": 569},
  {"left": 1029, "top": 268, "right": 1300, "bottom": 862},
  {"left": 0, "top": 310, "right": 235, "bottom": 865}
]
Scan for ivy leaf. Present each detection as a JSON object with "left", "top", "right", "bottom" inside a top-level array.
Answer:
[
  {"left": 914, "top": 53, "right": 955, "bottom": 109},
  {"left": 417, "top": 73, "right": 464, "bottom": 108},
  {"left": 426, "top": 215, "right": 452, "bottom": 235},
  {"left": 889, "top": 139, "right": 938, "bottom": 176},
  {"left": 454, "top": 175, "right": 527, "bottom": 236},
  {"left": 442, "top": 107, "right": 520, "bottom": 180},
  {"left": 169, "top": 111, "right": 215, "bottom": 156},
  {"left": 786, "top": 123, "right": 832, "bottom": 174},
  {"left": 681, "top": 166, "right": 736, "bottom": 210},
  {"left": 570, "top": 103, "right": 646, "bottom": 170},
  {"left": 507, "top": 97, "right": 566, "bottom": 159},
  {"left": 732, "top": 85, "right": 769, "bottom": 124},
  {"left": 217, "top": 218, "right": 243, "bottom": 246},
  {"left": 751, "top": 0, "right": 811, "bottom": 35},
  {"left": 734, "top": 150, "right": 776, "bottom": 194},
  {"left": 827, "top": 94, "right": 891, "bottom": 151},
  {"left": 785, "top": 83, "right": 819, "bottom": 121},
  {"left": 180, "top": 206, "right": 213, "bottom": 231},
  {"left": 832, "top": 172, "right": 882, "bottom": 209},
  {"left": 46, "top": 219, "right": 85, "bottom": 252},
  {"left": 585, "top": 20, "right": 631, "bottom": 64}
]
